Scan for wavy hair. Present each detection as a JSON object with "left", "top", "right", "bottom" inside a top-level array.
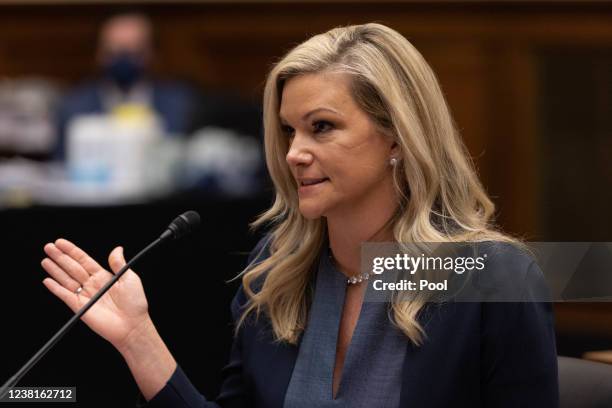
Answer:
[{"left": 237, "top": 23, "right": 516, "bottom": 345}]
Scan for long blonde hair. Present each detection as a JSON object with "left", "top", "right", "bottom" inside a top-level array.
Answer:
[{"left": 237, "top": 23, "right": 515, "bottom": 345}]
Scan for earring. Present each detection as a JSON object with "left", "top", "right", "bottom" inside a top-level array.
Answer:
[{"left": 389, "top": 157, "right": 398, "bottom": 167}]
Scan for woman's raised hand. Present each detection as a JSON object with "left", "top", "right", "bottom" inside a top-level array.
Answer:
[
  {"left": 41, "top": 239, "right": 150, "bottom": 352},
  {"left": 42, "top": 239, "right": 178, "bottom": 399}
]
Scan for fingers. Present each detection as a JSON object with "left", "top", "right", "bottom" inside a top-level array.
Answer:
[
  {"left": 54, "top": 238, "right": 104, "bottom": 276},
  {"left": 42, "top": 278, "right": 82, "bottom": 313},
  {"left": 108, "top": 246, "right": 126, "bottom": 274},
  {"left": 41, "top": 257, "right": 81, "bottom": 293},
  {"left": 43, "top": 242, "right": 90, "bottom": 286},
  {"left": 42, "top": 239, "right": 129, "bottom": 300}
]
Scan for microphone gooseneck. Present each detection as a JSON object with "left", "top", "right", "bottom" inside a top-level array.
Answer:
[{"left": 0, "top": 211, "right": 201, "bottom": 400}]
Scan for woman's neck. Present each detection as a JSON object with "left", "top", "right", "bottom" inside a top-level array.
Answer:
[{"left": 326, "top": 202, "right": 397, "bottom": 279}]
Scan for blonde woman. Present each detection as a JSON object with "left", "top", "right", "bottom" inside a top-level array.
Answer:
[{"left": 41, "top": 23, "right": 558, "bottom": 407}]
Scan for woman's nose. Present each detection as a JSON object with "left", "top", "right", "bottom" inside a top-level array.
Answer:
[{"left": 286, "top": 135, "right": 314, "bottom": 167}]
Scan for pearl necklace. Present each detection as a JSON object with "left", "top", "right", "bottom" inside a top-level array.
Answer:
[
  {"left": 346, "top": 271, "right": 375, "bottom": 285},
  {"left": 328, "top": 249, "right": 375, "bottom": 285}
]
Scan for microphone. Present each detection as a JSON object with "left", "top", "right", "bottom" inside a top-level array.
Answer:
[
  {"left": 160, "top": 210, "right": 201, "bottom": 242},
  {"left": 0, "top": 211, "right": 201, "bottom": 400}
]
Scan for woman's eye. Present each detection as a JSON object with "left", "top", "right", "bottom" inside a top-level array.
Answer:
[
  {"left": 313, "top": 120, "right": 333, "bottom": 134},
  {"left": 281, "top": 124, "right": 295, "bottom": 138}
]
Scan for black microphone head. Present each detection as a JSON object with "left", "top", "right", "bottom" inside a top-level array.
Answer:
[{"left": 162, "top": 211, "right": 201, "bottom": 241}]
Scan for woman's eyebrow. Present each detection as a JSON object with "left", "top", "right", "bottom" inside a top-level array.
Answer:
[
  {"left": 279, "top": 107, "right": 341, "bottom": 125},
  {"left": 302, "top": 107, "right": 342, "bottom": 121}
]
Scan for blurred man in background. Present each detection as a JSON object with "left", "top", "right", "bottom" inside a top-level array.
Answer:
[{"left": 54, "top": 12, "right": 196, "bottom": 159}]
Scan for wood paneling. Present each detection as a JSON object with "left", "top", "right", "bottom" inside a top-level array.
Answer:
[{"left": 0, "top": 2, "right": 609, "bottom": 232}]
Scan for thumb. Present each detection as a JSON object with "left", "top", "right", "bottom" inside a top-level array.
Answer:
[{"left": 108, "top": 246, "right": 127, "bottom": 274}]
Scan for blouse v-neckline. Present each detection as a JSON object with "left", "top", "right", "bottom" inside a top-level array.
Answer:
[
  {"left": 283, "top": 248, "right": 406, "bottom": 407},
  {"left": 332, "top": 275, "right": 367, "bottom": 399}
]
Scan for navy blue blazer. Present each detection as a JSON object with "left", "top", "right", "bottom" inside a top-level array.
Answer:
[{"left": 144, "top": 238, "right": 559, "bottom": 407}]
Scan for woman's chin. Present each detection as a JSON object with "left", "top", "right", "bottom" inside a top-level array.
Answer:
[{"left": 298, "top": 203, "right": 326, "bottom": 220}]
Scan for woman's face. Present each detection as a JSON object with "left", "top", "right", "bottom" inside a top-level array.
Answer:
[{"left": 280, "top": 72, "right": 397, "bottom": 220}]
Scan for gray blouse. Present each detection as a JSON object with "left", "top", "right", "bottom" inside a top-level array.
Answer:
[{"left": 283, "top": 248, "right": 407, "bottom": 408}]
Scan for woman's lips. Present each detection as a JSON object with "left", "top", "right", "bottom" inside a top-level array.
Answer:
[
  {"left": 300, "top": 177, "right": 328, "bottom": 186},
  {"left": 298, "top": 178, "right": 329, "bottom": 194}
]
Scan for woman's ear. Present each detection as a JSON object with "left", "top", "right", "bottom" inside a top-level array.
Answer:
[{"left": 390, "top": 140, "right": 400, "bottom": 158}]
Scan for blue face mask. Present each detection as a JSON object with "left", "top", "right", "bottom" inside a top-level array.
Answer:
[{"left": 103, "top": 53, "right": 145, "bottom": 91}]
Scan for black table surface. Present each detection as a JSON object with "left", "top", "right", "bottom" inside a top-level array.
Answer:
[{"left": 0, "top": 193, "right": 272, "bottom": 407}]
